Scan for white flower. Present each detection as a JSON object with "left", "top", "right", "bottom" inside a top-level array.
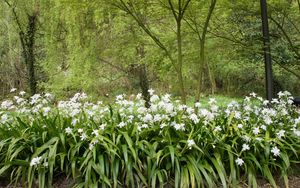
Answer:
[
  {"left": 234, "top": 112, "right": 241, "bottom": 119},
  {"left": 44, "top": 93, "right": 53, "bottom": 99},
  {"left": 235, "top": 158, "right": 244, "bottom": 166},
  {"left": 100, "top": 124, "right": 106, "bottom": 130},
  {"left": 30, "top": 156, "right": 42, "bottom": 166},
  {"left": 65, "top": 127, "right": 72, "bottom": 134},
  {"left": 117, "top": 122, "right": 127, "bottom": 128},
  {"left": 271, "top": 146, "right": 280, "bottom": 157},
  {"left": 189, "top": 114, "right": 199, "bottom": 124},
  {"left": 171, "top": 122, "right": 185, "bottom": 131},
  {"left": 30, "top": 94, "right": 41, "bottom": 104},
  {"left": 15, "top": 96, "right": 25, "bottom": 104},
  {"left": 211, "top": 105, "right": 218, "bottom": 112},
  {"left": 42, "top": 107, "right": 51, "bottom": 116},
  {"left": 150, "top": 95, "right": 159, "bottom": 102},
  {"left": 244, "top": 105, "right": 251, "bottom": 111},
  {"left": 153, "top": 114, "right": 162, "bottom": 122},
  {"left": 293, "top": 130, "right": 300, "bottom": 137},
  {"left": 116, "top": 94, "right": 124, "bottom": 101},
  {"left": 150, "top": 105, "right": 158, "bottom": 112},
  {"left": 71, "top": 118, "right": 78, "bottom": 126},
  {"left": 263, "top": 100, "right": 269, "bottom": 106},
  {"left": 276, "top": 130, "right": 285, "bottom": 139},
  {"left": 214, "top": 126, "right": 222, "bottom": 132},
  {"left": 19, "top": 91, "right": 26, "bottom": 96},
  {"left": 264, "top": 117, "right": 273, "bottom": 125},
  {"left": 1, "top": 100, "right": 14, "bottom": 110},
  {"left": 89, "top": 143, "right": 95, "bottom": 150},
  {"left": 136, "top": 93, "right": 142, "bottom": 100},
  {"left": 92, "top": 130, "right": 99, "bottom": 137},
  {"left": 250, "top": 92, "right": 257, "bottom": 98},
  {"left": 143, "top": 114, "right": 153, "bottom": 123},
  {"left": 70, "top": 109, "right": 80, "bottom": 117},
  {"left": 1, "top": 114, "right": 8, "bottom": 123},
  {"left": 195, "top": 102, "right": 201, "bottom": 108},
  {"left": 80, "top": 133, "right": 87, "bottom": 141},
  {"left": 187, "top": 139, "right": 195, "bottom": 149},
  {"left": 237, "top": 124, "right": 243, "bottom": 129},
  {"left": 78, "top": 128, "right": 83, "bottom": 133},
  {"left": 162, "top": 94, "right": 171, "bottom": 102},
  {"left": 208, "top": 98, "right": 216, "bottom": 104},
  {"left": 261, "top": 125, "right": 267, "bottom": 130},
  {"left": 271, "top": 98, "right": 279, "bottom": 104},
  {"left": 164, "top": 103, "right": 174, "bottom": 114},
  {"left": 10, "top": 88, "right": 17, "bottom": 92},
  {"left": 141, "top": 124, "right": 148, "bottom": 129},
  {"left": 160, "top": 123, "right": 167, "bottom": 129},
  {"left": 242, "top": 135, "right": 251, "bottom": 142},
  {"left": 242, "top": 144, "right": 250, "bottom": 151},
  {"left": 186, "top": 107, "right": 194, "bottom": 114},
  {"left": 148, "top": 89, "right": 155, "bottom": 95},
  {"left": 244, "top": 96, "right": 250, "bottom": 102},
  {"left": 253, "top": 127, "right": 260, "bottom": 135},
  {"left": 281, "top": 109, "right": 288, "bottom": 116},
  {"left": 295, "top": 117, "right": 300, "bottom": 125}
]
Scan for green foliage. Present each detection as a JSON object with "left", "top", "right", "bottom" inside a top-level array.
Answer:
[
  {"left": 0, "top": 0, "right": 299, "bottom": 99},
  {"left": 0, "top": 91, "right": 300, "bottom": 187}
]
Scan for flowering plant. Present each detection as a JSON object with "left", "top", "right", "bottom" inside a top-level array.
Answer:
[{"left": 0, "top": 90, "right": 299, "bottom": 187}]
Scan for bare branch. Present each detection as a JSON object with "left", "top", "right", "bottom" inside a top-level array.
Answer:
[
  {"left": 168, "top": 0, "right": 178, "bottom": 20},
  {"left": 269, "top": 16, "right": 300, "bottom": 59}
]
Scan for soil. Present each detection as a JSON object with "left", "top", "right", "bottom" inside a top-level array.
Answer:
[{"left": 1, "top": 175, "right": 300, "bottom": 187}]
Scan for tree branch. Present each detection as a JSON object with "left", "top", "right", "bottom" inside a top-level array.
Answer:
[{"left": 269, "top": 16, "right": 300, "bottom": 59}]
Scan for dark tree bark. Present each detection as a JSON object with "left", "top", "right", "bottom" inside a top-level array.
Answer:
[
  {"left": 137, "top": 48, "right": 150, "bottom": 108},
  {"left": 24, "top": 14, "right": 38, "bottom": 95},
  {"left": 5, "top": 0, "right": 38, "bottom": 95}
]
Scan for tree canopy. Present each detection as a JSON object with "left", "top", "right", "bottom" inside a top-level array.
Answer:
[{"left": 1, "top": 0, "right": 299, "bottom": 100}]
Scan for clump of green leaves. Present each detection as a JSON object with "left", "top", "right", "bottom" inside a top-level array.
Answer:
[{"left": 0, "top": 90, "right": 299, "bottom": 187}]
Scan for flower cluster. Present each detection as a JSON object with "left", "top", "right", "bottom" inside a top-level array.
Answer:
[{"left": 1, "top": 89, "right": 300, "bottom": 170}]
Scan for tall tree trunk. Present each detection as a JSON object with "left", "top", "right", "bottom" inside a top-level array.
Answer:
[
  {"left": 136, "top": 45, "right": 150, "bottom": 107},
  {"left": 206, "top": 60, "right": 216, "bottom": 94},
  {"left": 193, "top": 0, "right": 217, "bottom": 102},
  {"left": 5, "top": 0, "right": 38, "bottom": 95},
  {"left": 25, "top": 15, "right": 38, "bottom": 95},
  {"left": 138, "top": 65, "right": 150, "bottom": 107},
  {"left": 176, "top": 20, "right": 187, "bottom": 104},
  {"left": 195, "top": 41, "right": 205, "bottom": 101}
]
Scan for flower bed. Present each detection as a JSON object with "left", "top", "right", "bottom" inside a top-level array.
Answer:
[{"left": 0, "top": 90, "right": 300, "bottom": 187}]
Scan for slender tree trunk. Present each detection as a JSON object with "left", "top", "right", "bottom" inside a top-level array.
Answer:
[
  {"left": 6, "top": 10, "right": 14, "bottom": 88},
  {"left": 206, "top": 60, "right": 216, "bottom": 94},
  {"left": 138, "top": 65, "right": 150, "bottom": 107},
  {"left": 25, "top": 15, "right": 38, "bottom": 95},
  {"left": 136, "top": 45, "right": 150, "bottom": 107},
  {"left": 5, "top": 0, "right": 38, "bottom": 95},
  {"left": 195, "top": 41, "right": 205, "bottom": 101},
  {"left": 194, "top": 0, "right": 217, "bottom": 101},
  {"left": 176, "top": 20, "right": 187, "bottom": 104}
]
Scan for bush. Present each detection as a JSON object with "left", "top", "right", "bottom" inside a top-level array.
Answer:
[{"left": 0, "top": 90, "right": 300, "bottom": 187}]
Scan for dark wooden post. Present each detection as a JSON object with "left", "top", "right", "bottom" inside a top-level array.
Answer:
[{"left": 260, "top": 0, "right": 274, "bottom": 101}]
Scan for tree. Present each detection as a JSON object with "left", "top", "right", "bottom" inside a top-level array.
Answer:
[
  {"left": 4, "top": 0, "right": 39, "bottom": 95},
  {"left": 185, "top": 0, "right": 217, "bottom": 100},
  {"left": 113, "top": 0, "right": 191, "bottom": 103}
]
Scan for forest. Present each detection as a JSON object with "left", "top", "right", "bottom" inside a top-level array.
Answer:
[
  {"left": 0, "top": 0, "right": 299, "bottom": 101},
  {"left": 1, "top": 1, "right": 300, "bottom": 187}
]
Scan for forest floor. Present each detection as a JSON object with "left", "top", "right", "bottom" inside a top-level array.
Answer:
[{"left": 1, "top": 175, "right": 300, "bottom": 188}]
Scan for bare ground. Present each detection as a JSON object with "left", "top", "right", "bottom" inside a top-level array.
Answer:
[{"left": 1, "top": 175, "right": 300, "bottom": 187}]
